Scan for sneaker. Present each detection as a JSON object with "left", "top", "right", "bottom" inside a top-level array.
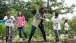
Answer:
[{"left": 20, "top": 38, "right": 23, "bottom": 41}]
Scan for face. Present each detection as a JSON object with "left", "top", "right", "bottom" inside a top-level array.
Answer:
[
  {"left": 7, "top": 12, "right": 11, "bottom": 17},
  {"left": 18, "top": 12, "right": 22, "bottom": 16},
  {"left": 66, "top": 20, "right": 68, "bottom": 22},
  {"left": 41, "top": 9, "right": 45, "bottom": 14}
]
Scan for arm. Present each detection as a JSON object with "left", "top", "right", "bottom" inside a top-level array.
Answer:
[
  {"left": 4, "top": 16, "right": 8, "bottom": 22},
  {"left": 16, "top": 17, "right": 18, "bottom": 28},
  {"left": 39, "top": 17, "right": 45, "bottom": 20},
  {"left": 65, "top": 26, "right": 70, "bottom": 28},
  {"left": 23, "top": 16, "right": 26, "bottom": 24},
  {"left": 51, "top": 20, "right": 58, "bottom": 24},
  {"left": 54, "top": 19, "right": 61, "bottom": 24},
  {"left": 36, "top": 11, "right": 46, "bottom": 20}
]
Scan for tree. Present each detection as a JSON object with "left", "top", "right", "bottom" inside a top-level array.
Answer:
[
  {"left": 26, "top": 0, "right": 45, "bottom": 14},
  {"left": 0, "top": 0, "right": 9, "bottom": 19},
  {"left": 47, "top": 0, "right": 75, "bottom": 14},
  {"left": 69, "top": 16, "right": 76, "bottom": 36},
  {"left": 3, "top": 0, "right": 34, "bottom": 21},
  {"left": 25, "top": 0, "right": 75, "bottom": 14}
]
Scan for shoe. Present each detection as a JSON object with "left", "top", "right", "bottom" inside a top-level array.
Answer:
[{"left": 20, "top": 38, "right": 23, "bottom": 41}]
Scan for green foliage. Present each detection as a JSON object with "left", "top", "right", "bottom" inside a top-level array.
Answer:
[
  {"left": 26, "top": 0, "right": 45, "bottom": 10},
  {"left": 44, "top": 13, "right": 54, "bottom": 35},
  {"left": 69, "top": 16, "right": 76, "bottom": 36},
  {"left": 24, "top": 17, "right": 34, "bottom": 36},
  {"left": 0, "top": 0, "right": 75, "bottom": 20},
  {"left": 60, "top": 20, "right": 65, "bottom": 34},
  {"left": 0, "top": 23, "right": 5, "bottom": 36},
  {"left": 0, "top": 1, "right": 9, "bottom": 19},
  {"left": 0, "top": 0, "right": 76, "bottom": 41},
  {"left": 47, "top": 0, "right": 75, "bottom": 14},
  {"left": 21, "top": 9, "right": 34, "bottom": 21},
  {"left": 11, "top": 8, "right": 18, "bottom": 18},
  {"left": 10, "top": 0, "right": 34, "bottom": 21}
]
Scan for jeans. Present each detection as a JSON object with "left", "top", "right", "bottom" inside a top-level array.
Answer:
[
  {"left": 6, "top": 26, "right": 13, "bottom": 42},
  {"left": 28, "top": 24, "right": 46, "bottom": 43},
  {"left": 18, "top": 26, "right": 27, "bottom": 38},
  {"left": 54, "top": 30, "right": 60, "bottom": 42},
  {"left": 65, "top": 30, "right": 69, "bottom": 36}
]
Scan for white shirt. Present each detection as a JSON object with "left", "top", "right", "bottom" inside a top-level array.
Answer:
[
  {"left": 51, "top": 16, "right": 61, "bottom": 30},
  {"left": 64, "top": 23, "right": 69, "bottom": 30},
  {"left": 4, "top": 16, "right": 15, "bottom": 27}
]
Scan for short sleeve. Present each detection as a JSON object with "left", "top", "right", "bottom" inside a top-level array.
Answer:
[
  {"left": 11, "top": 16, "right": 15, "bottom": 21},
  {"left": 4, "top": 16, "right": 7, "bottom": 20}
]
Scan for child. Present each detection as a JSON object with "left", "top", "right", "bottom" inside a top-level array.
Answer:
[
  {"left": 64, "top": 19, "right": 70, "bottom": 37},
  {"left": 16, "top": 11, "right": 27, "bottom": 41},
  {"left": 4, "top": 11, "right": 16, "bottom": 43},
  {"left": 51, "top": 12, "right": 61, "bottom": 43}
]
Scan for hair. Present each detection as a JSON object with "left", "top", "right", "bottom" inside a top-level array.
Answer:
[
  {"left": 55, "top": 12, "right": 59, "bottom": 18},
  {"left": 18, "top": 11, "right": 23, "bottom": 17},
  {"left": 64, "top": 19, "right": 68, "bottom": 24},
  {"left": 39, "top": 6, "right": 45, "bottom": 14}
]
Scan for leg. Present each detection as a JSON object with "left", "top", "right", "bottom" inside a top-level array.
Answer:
[
  {"left": 67, "top": 30, "right": 70, "bottom": 37},
  {"left": 65, "top": 30, "right": 69, "bottom": 37},
  {"left": 38, "top": 24, "right": 46, "bottom": 41},
  {"left": 65, "top": 30, "right": 67, "bottom": 35},
  {"left": 8, "top": 26, "right": 13, "bottom": 43},
  {"left": 10, "top": 27, "right": 13, "bottom": 42},
  {"left": 21, "top": 26, "right": 27, "bottom": 38},
  {"left": 6, "top": 26, "right": 9, "bottom": 42},
  {"left": 28, "top": 25, "right": 36, "bottom": 43},
  {"left": 54, "top": 30, "right": 60, "bottom": 42},
  {"left": 18, "top": 27, "right": 22, "bottom": 38}
]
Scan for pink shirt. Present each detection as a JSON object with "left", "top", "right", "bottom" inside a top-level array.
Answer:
[{"left": 17, "top": 16, "right": 25, "bottom": 27}]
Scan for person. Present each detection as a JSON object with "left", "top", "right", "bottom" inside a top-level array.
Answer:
[
  {"left": 64, "top": 19, "right": 70, "bottom": 37},
  {"left": 51, "top": 12, "right": 61, "bottom": 43},
  {"left": 16, "top": 11, "right": 27, "bottom": 41},
  {"left": 28, "top": 6, "right": 47, "bottom": 43},
  {"left": 3, "top": 11, "right": 16, "bottom": 43}
]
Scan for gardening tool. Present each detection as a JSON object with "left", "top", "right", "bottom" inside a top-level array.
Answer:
[
  {"left": 7, "top": 19, "right": 12, "bottom": 43},
  {"left": 55, "top": 24, "right": 61, "bottom": 43},
  {"left": 8, "top": 26, "right": 12, "bottom": 43}
]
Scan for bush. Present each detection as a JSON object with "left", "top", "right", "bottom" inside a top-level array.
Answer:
[
  {"left": 0, "top": 23, "right": 5, "bottom": 36},
  {"left": 69, "top": 16, "right": 76, "bottom": 36}
]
